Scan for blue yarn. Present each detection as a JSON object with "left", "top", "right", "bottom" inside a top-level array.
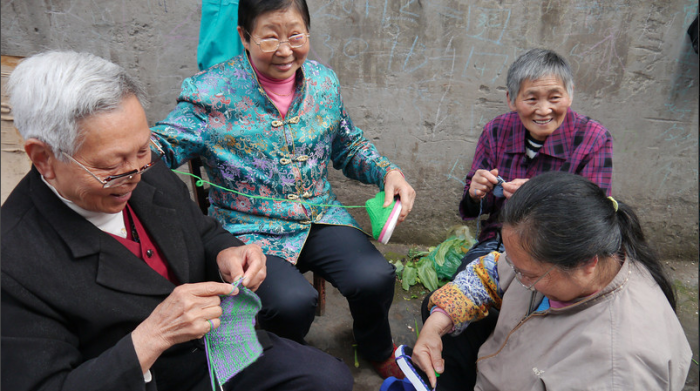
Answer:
[{"left": 492, "top": 176, "right": 505, "bottom": 198}]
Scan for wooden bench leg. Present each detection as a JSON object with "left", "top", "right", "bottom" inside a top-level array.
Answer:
[{"left": 313, "top": 273, "right": 326, "bottom": 316}]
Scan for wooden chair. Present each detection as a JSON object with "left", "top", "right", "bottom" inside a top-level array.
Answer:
[{"left": 186, "top": 157, "right": 326, "bottom": 316}]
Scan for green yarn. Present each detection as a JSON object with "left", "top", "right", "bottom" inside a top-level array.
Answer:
[
  {"left": 365, "top": 191, "right": 396, "bottom": 240},
  {"left": 172, "top": 169, "right": 365, "bottom": 209},
  {"left": 174, "top": 169, "right": 396, "bottom": 241}
]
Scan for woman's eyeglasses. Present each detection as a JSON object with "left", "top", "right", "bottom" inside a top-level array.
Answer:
[
  {"left": 503, "top": 254, "right": 555, "bottom": 291},
  {"left": 247, "top": 32, "right": 309, "bottom": 52},
  {"left": 62, "top": 138, "right": 165, "bottom": 189}
]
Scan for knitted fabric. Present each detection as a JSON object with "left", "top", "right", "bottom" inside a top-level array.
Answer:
[
  {"left": 365, "top": 191, "right": 397, "bottom": 240},
  {"left": 204, "top": 281, "right": 263, "bottom": 389}
]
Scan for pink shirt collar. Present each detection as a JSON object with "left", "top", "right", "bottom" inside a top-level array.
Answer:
[{"left": 250, "top": 57, "right": 296, "bottom": 117}]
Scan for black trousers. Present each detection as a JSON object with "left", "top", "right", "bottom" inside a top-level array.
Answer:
[
  {"left": 225, "top": 331, "right": 353, "bottom": 391},
  {"left": 452, "top": 236, "right": 505, "bottom": 278},
  {"left": 420, "top": 293, "right": 499, "bottom": 391},
  {"left": 254, "top": 224, "right": 397, "bottom": 361}
]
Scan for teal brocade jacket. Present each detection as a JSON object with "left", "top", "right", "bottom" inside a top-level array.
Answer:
[{"left": 152, "top": 54, "right": 400, "bottom": 263}]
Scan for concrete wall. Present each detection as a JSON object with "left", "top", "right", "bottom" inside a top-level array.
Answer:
[{"left": 2, "top": 0, "right": 698, "bottom": 258}]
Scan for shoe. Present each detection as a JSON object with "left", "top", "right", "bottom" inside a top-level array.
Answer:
[{"left": 371, "top": 345, "right": 406, "bottom": 380}]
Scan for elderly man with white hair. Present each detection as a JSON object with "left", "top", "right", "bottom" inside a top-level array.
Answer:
[{"left": 1, "top": 50, "right": 353, "bottom": 391}]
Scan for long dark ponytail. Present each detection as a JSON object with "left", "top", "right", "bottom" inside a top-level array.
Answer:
[
  {"left": 615, "top": 202, "right": 676, "bottom": 310},
  {"left": 500, "top": 171, "right": 676, "bottom": 311}
]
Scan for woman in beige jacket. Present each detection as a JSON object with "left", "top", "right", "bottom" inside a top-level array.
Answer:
[{"left": 413, "top": 171, "right": 692, "bottom": 390}]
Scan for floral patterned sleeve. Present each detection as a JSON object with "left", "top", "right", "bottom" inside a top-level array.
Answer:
[
  {"left": 328, "top": 74, "right": 400, "bottom": 189},
  {"left": 151, "top": 76, "right": 211, "bottom": 169},
  {"left": 428, "top": 251, "right": 504, "bottom": 335}
]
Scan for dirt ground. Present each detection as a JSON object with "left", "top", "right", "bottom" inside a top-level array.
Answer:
[{"left": 1, "top": 59, "right": 697, "bottom": 390}]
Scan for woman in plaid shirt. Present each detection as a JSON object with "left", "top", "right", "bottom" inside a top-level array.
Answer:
[
  {"left": 456, "top": 48, "right": 613, "bottom": 275},
  {"left": 415, "top": 49, "right": 614, "bottom": 389}
]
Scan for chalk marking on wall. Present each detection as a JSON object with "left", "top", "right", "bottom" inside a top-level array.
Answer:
[
  {"left": 363, "top": 0, "right": 377, "bottom": 18},
  {"left": 402, "top": 35, "right": 428, "bottom": 73},
  {"left": 399, "top": 0, "right": 420, "bottom": 18},
  {"left": 461, "top": 48, "right": 509, "bottom": 84},
  {"left": 387, "top": 32, "right": 400, "bottom": 72},
  {"left": 653, "top": 163, "right": 697, "bottom": 197},
  {"left": 313, "top": 0, "right": 342, "bottom": 20},
  {"left": 575, "top": 27, "right": 627, "bottom": 74},
  {"left": 664, "top": 103, "right": 693, "bottom": 123},
  {"left": 428, "top": 1, "right": 464, "bottom": 21},
  {"left": 655, "top": 162, "right": 674, "bottom": 197},
  {"left": 432, "top": 44, "right": 458, "bottom": 135},
  {"left": 465, "top": 6, "right": 511, "bottom": 45},
  {"left": 469, "top": 106, "right": 489, "bottom": 140},
  {"left": 343, "top": 37, "right": 369, "bottom": 59},
  {"left": 665, "top": 11, "right": 679, "bottom": 38},
  {"left": 340, "top": 0, "right": 353, "bottom": 14},
  {"left": 386, "top": 36, "right": 398, "bottom": 71},
  {"left": 162, "top": 3, "right": 200, "bottom": 44},
  {"left": 444, "top": 36, "right": 455, "bottom": 55},
  {"left": 683, "top": 4, "right": 698, "bottom": 27},
  {"left": 383, "top": 15, "right": 422, "bottom": 25},
  {"left": 446, "top": 159, "right": 466, "bottom": 186},
  {"left": 381, "top": 0, "right": 390, "bottom": 27}
]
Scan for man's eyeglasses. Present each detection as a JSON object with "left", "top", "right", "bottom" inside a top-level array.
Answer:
[
  {"left": 503, "top": 254, "right": 555, "bottom": 291},
  {"left": 62, "top": 138, "right": 165, "bottom": 189},
  {"left": 247, "top": 32, "right": 310, "bottom": 52}
]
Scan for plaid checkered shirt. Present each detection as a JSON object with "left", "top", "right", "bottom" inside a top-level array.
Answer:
[{"left": 460, "top": 108, "right": 613, "bottom": 242}]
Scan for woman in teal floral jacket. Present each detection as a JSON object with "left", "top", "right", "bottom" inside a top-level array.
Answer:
[{"left": 152, "top": 0, "right": 415, "bottom": 379}]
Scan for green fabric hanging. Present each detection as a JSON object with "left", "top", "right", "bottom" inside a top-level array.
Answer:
[{"left": 197, "top": 0, "right": 244, "bottom": 71}]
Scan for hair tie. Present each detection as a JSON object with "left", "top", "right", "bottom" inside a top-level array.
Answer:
[{"left": 607, "top": 196, "right": 618, "bottom": 212}]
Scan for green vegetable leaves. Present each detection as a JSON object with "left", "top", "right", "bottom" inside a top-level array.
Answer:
[
  {"left": 401, "top": 261, "right": 418, "bottom": 291},
  {"left": 389, "top": 226, "right": 477, "bottom": 292}
]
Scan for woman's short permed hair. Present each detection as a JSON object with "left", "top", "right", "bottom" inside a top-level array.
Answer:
[
  {"left": 7, "top": 50, "right": 148, "bottom": 160},
  {"left": 238, "top": 0, "right": 310, "bottom": 41},
  {"left": 506, "top": 49, "right": 574, "bottom": 104}
]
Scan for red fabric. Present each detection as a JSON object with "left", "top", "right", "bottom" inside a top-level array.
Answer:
[
  {"left": 108, "top": 204, "right": 180, "bottom": 284},
  {"left": 371, "top": 345, "right": 405, "bottom": 380}
]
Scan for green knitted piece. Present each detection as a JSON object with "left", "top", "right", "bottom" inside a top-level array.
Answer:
[
  {"left": 365, "top": 191, "right": 396, "bottom": 240},
  {"left": 204, "top": 285, "right": 263, "bottom": 389}
]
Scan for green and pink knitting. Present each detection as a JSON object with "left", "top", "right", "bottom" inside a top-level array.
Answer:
[
  {"left": 204, "top": 278, "right": 263, "bottom": 390},
  {"left": 365, "top": 191, "right": 402, "bottom": 244}
]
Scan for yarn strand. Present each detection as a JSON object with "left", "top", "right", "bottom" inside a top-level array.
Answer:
[{"left": 172, "top": 169, "right": 365, "bottom": 209}]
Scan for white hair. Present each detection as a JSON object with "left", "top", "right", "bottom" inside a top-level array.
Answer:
[
  {"left": 506, "top": 49, "right": 574, "bottom": 104},
  {"left": 7, "top": 51, "right": 148, "bottom": 160}
]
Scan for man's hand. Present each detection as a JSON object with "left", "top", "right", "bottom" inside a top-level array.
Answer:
[
  {"left": 132, "top": 282, "right": 238, "bottom": 374},
  {"left": 383, "top": 170, "right": 416, "bottom": 223},
  {"left": 216, "top": 244, "right": 266, "bottom": 291}
]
